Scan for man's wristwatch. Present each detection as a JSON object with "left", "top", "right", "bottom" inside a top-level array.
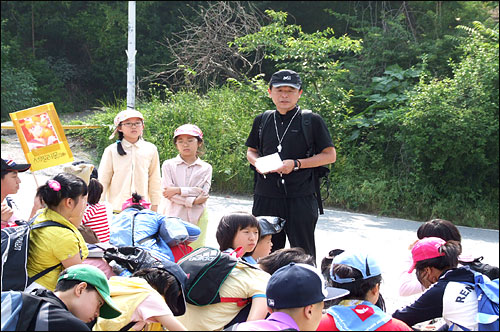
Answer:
[{"left": 293, "top": 159, "right": 300, "bottom": 171}]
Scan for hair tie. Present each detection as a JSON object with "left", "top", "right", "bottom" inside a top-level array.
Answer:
[{"left": 48, "top": 180, "right": 61, "bottom": 192}]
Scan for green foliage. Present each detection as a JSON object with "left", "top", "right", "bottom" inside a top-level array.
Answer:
[
  {"left": 347, "top": 64, "right": 421, "bottom": 141},
  {"left": 1, "top": 20, "right": 39, "bottom": 119},
  {"left": 1, "top": 66, "right": 39, "bottom": 119},
  {"left": 398, "top": 22, "right": 498, "bottom": 197},
  {"left": 233, "top": 10, "right": 362, "bottom": 117}
]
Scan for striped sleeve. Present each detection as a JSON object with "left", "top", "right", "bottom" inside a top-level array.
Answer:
[{"left": 81, "top": 203, "right": 110, "bottom": 243}]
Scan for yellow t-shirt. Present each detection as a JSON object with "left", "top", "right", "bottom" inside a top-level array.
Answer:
[
  {"left": 27, "top": 208, "right": 88, "bottom": 290},
  {"left": 93, "top": 277, "right": 166, "bottom": 331},
  {"left": 177, "top": 262, "right": 270, "bottom": 331}
]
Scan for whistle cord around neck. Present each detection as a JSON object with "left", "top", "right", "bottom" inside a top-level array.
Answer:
[{"left": 274, "top": 107, "right": 300, "bottom": 153}]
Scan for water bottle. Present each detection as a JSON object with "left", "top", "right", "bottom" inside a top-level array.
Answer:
[{"left": 108, "top": 260, "right": 132, "bottom": 277}]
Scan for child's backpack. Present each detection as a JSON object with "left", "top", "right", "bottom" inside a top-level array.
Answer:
[
  {"left": 459, "top": 256, "right": 499, "bottom": 281},
  {"left": 1, "top": 290, "right": 61, "bottom": 331},
  {"left": 451, "top": 269, "right": 499, "bottom": 331},
  {"left": 177, "top": 247, "right": 255, "bottom": 306},
  {"left": 1, "top": 218, "right": 71, "bottom": 291},
  {"left": 101, "top": 245, "right": 164, "bottom": 274}
]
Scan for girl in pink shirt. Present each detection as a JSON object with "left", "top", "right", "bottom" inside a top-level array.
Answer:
[{"left": 158, "top": 124, "right": 212, "bottom": 249}]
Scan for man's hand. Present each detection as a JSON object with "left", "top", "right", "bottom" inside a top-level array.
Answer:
[{"left": 274, "top": 159, "right": 295, "bottom": 175}]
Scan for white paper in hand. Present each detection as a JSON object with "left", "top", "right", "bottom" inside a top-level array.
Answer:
[{"left": 255, "top": 153, "right": 283, "bottom": 174}]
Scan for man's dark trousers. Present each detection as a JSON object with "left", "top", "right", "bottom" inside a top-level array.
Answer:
[{"left": 252, "top": 194, "right": 319, "bottom": 259}]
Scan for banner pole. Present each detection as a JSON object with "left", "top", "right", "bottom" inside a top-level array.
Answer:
[{"left": 32, "top": 172, "right": 39, "bottom": 188}]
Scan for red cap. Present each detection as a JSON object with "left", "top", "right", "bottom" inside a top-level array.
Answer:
[{"left": 408, "top": 237, "right": 446, "bottom": 273}]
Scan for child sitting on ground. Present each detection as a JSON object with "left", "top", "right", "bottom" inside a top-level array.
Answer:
[
  {"left": 215, "top": 212, "right": 260, "bottom": 263},
  {"left": 176, "top": 212, "right": 270, "bottom": 330},
  {"left": 318, "top": 251, "right": 412, "bottom": 331},
  {"left": 251, "top": 216, "right": 286, "bottom": 263}
]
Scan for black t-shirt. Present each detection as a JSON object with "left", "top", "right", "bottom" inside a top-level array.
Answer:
[{"left": 245, "top": 106, "right": 334, "bottom": 198}]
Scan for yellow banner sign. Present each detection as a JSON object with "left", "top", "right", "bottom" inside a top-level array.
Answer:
[{"left": 9, "top": 103, "right": 73, "bottom": 171}]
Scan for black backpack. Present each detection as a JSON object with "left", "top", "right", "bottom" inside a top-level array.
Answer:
[
  {"left": 177, "top": 247, "right": 255, "bottom": 306},
  {"left": 101, "top": 245, "right": 164, "bottom": 273},
  {"left": 1, "top": 289, "right": 63, "bottom": 331},
  {"left": 257, "top": 109, "right": 331, "bottom": 214},
  {"left": 459, "top": 256, "right": 499, "bottom": 281},
  {"left": 1, "top": 218, "right": 71, "bottom": 291}
]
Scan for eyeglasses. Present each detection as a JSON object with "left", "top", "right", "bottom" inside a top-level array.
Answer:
[{"left": 121, "top": 121, "right": 143, "bottom": 127}]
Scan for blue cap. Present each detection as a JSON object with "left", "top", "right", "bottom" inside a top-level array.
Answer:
[
  {"left": 266, "top": 263, "right": 349, "bottom": 309},
  {"left": 330, "top": 251, "right": 382, "bottom": 284}
]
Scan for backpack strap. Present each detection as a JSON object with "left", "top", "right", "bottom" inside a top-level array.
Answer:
[
  {"left": 119, "top": 321, "right": 138, "bottom": 331},
  {"left": 300, "top": 109, "right": 314, "bottom": 158},
  {"left": 17, "top": 292, "right": 64, "bottom": 330},
  {"left": 27, "top": 221, "right": 72, "bottom": 286},
  {"left": 130, "top": 210, "right": 141, "bottom": 246},
  {"left": 219, "top": 258, "right": 258, "bottom": 306},
  {"left": 224, "top": 323, "right": 239, "bottom": 331},
  {"left": 219, "top": 297, "right": 252, "bottom": 307},
  {"left": 257, "top": 110, "right": 275, "bottom": 157}
]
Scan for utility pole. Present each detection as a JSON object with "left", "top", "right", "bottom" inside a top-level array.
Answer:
[{"left": 126, "top": 1, "right": 136, "bottom": 110}]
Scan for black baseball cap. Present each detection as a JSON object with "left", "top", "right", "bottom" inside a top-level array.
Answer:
[
  {"left": 269, "top": 69, "right": 302, "bottom": 90},
  {"left": 1, "top": 158, "right": 31, "bottom": 172}
]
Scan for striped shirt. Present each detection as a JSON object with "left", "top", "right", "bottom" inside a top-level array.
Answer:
[{"left": 82, "top": 203, "right": 111, "bottom": 243}]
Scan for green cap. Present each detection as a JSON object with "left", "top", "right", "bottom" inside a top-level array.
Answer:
[{"left": 57, "top": 264, "right": 122, "bottom": 319}]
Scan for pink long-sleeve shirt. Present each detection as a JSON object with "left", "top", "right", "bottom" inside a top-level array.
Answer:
[{"left": 158, "top": 155, "right": 212, "bottom": 224}]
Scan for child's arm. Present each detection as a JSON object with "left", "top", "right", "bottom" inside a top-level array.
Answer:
[
  {"left": 148, "top": 147, "right": 162, "bottom": 212},
  {"left": 154, "top": 314, "right": 187, "bottom": 331},
  {"left": 97, "top": 147, "right": 114, "bottom": 202},
  {"left": 161, "top": 160, "right": 201, "bottom": 207}
]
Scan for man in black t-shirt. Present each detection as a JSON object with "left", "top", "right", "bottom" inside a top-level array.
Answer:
[{"left": 245, "top": 70, "right": 336, "bottom": 259}]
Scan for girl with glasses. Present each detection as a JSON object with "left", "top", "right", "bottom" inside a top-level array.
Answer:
[{"left": 98, "top": 109, "right": 161, "bottom": 213}]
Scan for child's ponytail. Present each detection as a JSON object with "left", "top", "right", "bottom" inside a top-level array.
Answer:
[{"left": 117, "top": 131, "right": 126, "bottom": 156}]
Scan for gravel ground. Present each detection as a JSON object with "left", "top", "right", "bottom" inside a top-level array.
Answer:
[{"left": 2, "top": 111, "right": 499, "bottom": 318}]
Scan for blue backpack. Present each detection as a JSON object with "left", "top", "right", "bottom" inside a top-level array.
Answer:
[{"left": 452, "top": 270, "right": 499, "bottom": 331}]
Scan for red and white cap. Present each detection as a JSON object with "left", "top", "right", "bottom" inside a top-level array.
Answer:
[{"left": 173, "top": 124, "right": 203, "bottom": 139}]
